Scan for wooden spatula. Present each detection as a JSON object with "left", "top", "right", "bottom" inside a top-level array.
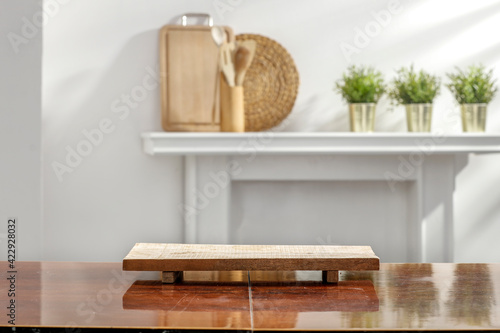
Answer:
[{"left": 220, "top": 42, "right": 235, "bottom": 87}]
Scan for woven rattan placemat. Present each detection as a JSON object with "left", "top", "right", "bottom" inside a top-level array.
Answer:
[{"left": 236, "top": 34, "right": 300, "bottom": 132}]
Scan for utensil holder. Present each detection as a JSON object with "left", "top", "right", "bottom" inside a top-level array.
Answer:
[{"left": 221, "top": 76, "right": 245, "bottom": 132}]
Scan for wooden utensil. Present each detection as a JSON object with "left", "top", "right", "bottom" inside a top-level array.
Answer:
[
  {"left": 235, "top": 40, "right": 256, "bottom": 86},
  {"left": 219, "top": 41, "right": 235, "bottom": 87},
  {"left": 219, "top": 40, "right": 245, "bottom": 132},
  {"left": 211, "top": 26, "right": 226, "bottom": 46},
  {"left": 218, "top": 36, "right": 252, "bottom": 132},
  {"left": 234, "top": 46, "right": 250, "bottom": 86}
]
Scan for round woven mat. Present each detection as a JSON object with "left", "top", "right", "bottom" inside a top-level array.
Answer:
[{"left": 236, "top": 34, "right": 299, "bottom": 132}]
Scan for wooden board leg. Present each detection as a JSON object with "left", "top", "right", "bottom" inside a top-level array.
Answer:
[
  {"left": 162, "top": 271, "right": 183, "bottom": 284},
  {"left": 322, "top": 270, "right": 339, "bottom": 284}
]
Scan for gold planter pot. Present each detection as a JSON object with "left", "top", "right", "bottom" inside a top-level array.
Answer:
[
  {"left": 405, "top": 104, "right": 432, "bottom": 132},
  {"left": 461, "top": 104, "right": 487, "bottom": 132},
  {"left": 349, "top": 103, "right": 376, "bottom": 132}
]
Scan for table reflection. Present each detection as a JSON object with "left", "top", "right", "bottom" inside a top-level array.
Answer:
[
  {"left": 340, "top": 270, "right": 384, "bottom": 328},
  {"left": 386, "top": 263, "right": 439, "bottom": 328},
  {"left": 251, "top": 280, "right": 379, "bottom": 329},
  {"left": 446, "top": 264, "right": 494, "bottom": 326},
  {"left": 122, "top": 275, "right": 252, "bottom": 329},
  {"left": 123, "top": 270, "right": 379, "bottom": 329}
]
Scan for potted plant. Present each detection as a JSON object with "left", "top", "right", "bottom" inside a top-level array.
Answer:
[
  {"left": 388, "top": 65, "right": 441, "bottom": 132},
  {"left": 447, "top": 65, "right": 497, "bottom": 132},
  {"left": 336, "top": 65, "right": 385, "bottom": 132}
]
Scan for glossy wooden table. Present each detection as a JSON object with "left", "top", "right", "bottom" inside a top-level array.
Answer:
[{"left": 1, "top": 262, "right": 500, "bottom": 331}]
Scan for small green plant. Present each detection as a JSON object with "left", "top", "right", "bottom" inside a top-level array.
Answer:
[
  {"left": 446, "top": 65, "right": 498, "bottom": 104},
  {"left": 388, "top": 65, "right": 441, "bottom": 104},
  {"left": 336, "top": 65, "right": 385, "bottom": 103}
]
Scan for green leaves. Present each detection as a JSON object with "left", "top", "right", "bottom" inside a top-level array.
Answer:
[
  {"left": 388, "top": 65, "right": 441, "bottom": 104},
  {"left": 335, "top": 64, "right": 498, "bottom": 106},
  {"left": 447, "top": 65, "right": 498, "bottom": 104},
  {"left": 336, "top": 65, "right": 385, "bottom": 103}
]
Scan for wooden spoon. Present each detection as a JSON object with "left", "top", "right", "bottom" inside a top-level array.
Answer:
[
  {"left": 234, "top": 46, "right": 250, "bottom": 86},
  {"left": 211, "top": 26, "right": 226, "bottom": 46},
  {"left": 234, "top": 40, "right": 256, "bottom": 86}
]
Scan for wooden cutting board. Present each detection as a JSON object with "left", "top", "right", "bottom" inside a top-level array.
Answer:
[
  {"left": 160, "top": 20, "right": 233, "bottom": 131},
  {"left": 123, "top": 243, "right": 380, "bottom": 284}
]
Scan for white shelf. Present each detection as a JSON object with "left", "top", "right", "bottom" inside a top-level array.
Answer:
[{"left": 142, "top": 132, "right": 500, "bottom": 155}]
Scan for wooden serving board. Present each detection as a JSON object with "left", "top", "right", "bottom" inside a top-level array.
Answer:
[
  {"left": 159, "top": 24, "right": 233, "bottom": 132},
  {"left": 123, "top": 243, "right": 379, "bottom": 284}
]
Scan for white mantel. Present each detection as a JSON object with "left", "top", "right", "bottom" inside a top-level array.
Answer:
[
  {"left": 142, "top": 132, "right": 500, "bottom": 263},
  {"left": 143, "top": 132, "right": 500, "bottom": 155}
]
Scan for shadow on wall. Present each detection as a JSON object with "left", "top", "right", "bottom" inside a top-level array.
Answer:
[
  {"left": 280, "top": 92, "right": 349, "bottom": 132},
  {"left": 462, "top": 42, "right": 500, "bottom": 69},
  {"left": 280, "top": 92, "right": 406, "bottom": 132}
]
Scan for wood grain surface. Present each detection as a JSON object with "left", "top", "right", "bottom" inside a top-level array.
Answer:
[
  {"left": 159, "top": 25, "right": 233, "bottom": 132},
  {"left": 122, "top": 243, "right": 380, "bottom": 272}
]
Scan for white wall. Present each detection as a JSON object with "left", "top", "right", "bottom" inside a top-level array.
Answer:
[
  {"left": 0, "top": 0, "right": 42, "bottom": 261},
  {"left": 42, "top": 0, "right": 500, "bottom": 262}
]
